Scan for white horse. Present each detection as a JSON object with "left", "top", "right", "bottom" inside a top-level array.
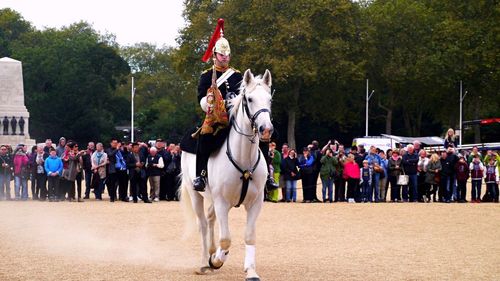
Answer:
[{"left": 180, "top": 69, "right": 273, "bottom": 281}]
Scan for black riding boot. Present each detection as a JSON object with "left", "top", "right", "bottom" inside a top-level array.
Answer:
[{"left": 193, "top": 152, "right": 209, "bottom": 192}]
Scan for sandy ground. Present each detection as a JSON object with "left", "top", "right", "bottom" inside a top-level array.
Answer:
[{"left": 0, "top": 186, "right": 499, "bottom": 281}]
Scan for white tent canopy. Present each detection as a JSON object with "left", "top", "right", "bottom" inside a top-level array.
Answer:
[{"left": 381, "top": 134, "right": 444, "bottom": 146}]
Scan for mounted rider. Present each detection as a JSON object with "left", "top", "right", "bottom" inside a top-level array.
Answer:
[{"left": 192, "top": 18, "right": 278, "bottom": 192}]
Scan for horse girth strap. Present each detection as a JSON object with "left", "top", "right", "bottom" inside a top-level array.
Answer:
[{"left": 226, "top": 132, "right": 262, "bottom": 208}]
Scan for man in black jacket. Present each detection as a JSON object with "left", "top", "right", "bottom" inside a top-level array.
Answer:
[
  {"left": 105, "top": 138, "right": 119, "bottom": 202},
  {"left": 440, "top": 146, "right": 458, "bottom": 203},
  {"left": 402, "top": 144, "right": 419, "bottom": 202},
  {"left": 127, "top": 143, "right": 151, "bottom": 203},
  {"left": 156, "top": 139, "right": 171, "bottom": 200}
]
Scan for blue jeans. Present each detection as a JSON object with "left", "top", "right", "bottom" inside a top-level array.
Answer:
[
  {"left": 441, "top": 175, "right": 454, "bottom": 201},
  {"left": 0, "top": 172, "right": 11, "bottom": 199},
  {"left": 321, "top": 177, "right": 333, "bottom": 202},
  {"left": 84, "top": 170, "right": 92, "bottom": 197},
  {"left": 408, "top": 174, "right": 418, "bottom": 202},
  {"left": 285, "top": 180, "right": 297, "bottom": 202},
  {"left": 452, "top": 178, "right": 458, "bottom": 201},
  {"left": 486, "top": 183, "right": 497, "bottom": 200},
  {"left": 471, "top": 179, "right": 482, "bottom": 201},
  {"left": 14, "top": 176, "right": 28, "bottom": 200},
  {"left": 371, "top": 173, "right": 380, "bottom": 202},
  {"left": 361, "top": 180, "right": 370, "bottom": 202}
]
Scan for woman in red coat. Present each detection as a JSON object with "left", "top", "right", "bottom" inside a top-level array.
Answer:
[{"left": 343, "top": 154, "right": 360, "bottom": 203}]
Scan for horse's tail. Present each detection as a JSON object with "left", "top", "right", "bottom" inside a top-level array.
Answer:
[{"left": 179, "top": 155, "right": 198, "bottom": 239}]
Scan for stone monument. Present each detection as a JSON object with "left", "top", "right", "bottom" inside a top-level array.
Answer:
[{"left": 0, "top": 57, "right": 36, "bottom": 147}]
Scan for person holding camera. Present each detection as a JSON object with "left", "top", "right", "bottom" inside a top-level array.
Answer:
[{"left": 320, "top": 148, "right": 338, "bottom": 203}]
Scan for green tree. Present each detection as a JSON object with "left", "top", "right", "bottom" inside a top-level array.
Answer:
[
  {"left": 11, "top": 22, "right": 130, "bottom": 143},
  {"left": 176, "top": 0, "right": 364, "bottom": 148},
  {"left": 119, "top": 43, "right": 198, "bottom": 142},
  {"left": 0, "top": 8, "right": 33, "bottom": 57}
]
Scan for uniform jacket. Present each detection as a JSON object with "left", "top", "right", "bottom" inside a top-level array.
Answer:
[{"left": 197, "top": 67, "right": 243, "bottom": 103}]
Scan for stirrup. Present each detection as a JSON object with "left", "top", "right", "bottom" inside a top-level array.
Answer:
[{"left": 193, "top": 176, "right": 206, "bottom": 192}]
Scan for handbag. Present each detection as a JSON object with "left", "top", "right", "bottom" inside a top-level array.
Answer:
[
  {"left": 397, "top": 168, "right": 409, "bottom": 185},
  {"left": 373, "top": 164, "right": 384, "bottom": 173},
  {"left": 434, "top": 172, "right": 440, "bottom": 184}
]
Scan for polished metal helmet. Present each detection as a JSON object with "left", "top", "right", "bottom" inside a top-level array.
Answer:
[{"left": 214, "top": 37, "right": 230, "bottom": 56}]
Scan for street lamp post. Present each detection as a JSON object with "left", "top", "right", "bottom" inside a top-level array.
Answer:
[
  {"left": 131, "top": 77, "right": 136, "bottom": 143},
  {"left": 365, "top": 79, "right": 375, "bottom": 137},
  {"left": 459, "top": 80, "right": 468, "bottom": 148}
]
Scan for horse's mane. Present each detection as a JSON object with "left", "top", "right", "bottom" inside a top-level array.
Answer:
[{"left": 227, "top": 75, "right": 264, "bottom": 120}]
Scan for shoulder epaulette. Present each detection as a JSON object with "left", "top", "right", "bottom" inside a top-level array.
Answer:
[
  {"left": 231, "top": 67, "right": 241, "bottom": 73},
  {"left": 202, "top": 67, "right": 212, "bottom": 74}
]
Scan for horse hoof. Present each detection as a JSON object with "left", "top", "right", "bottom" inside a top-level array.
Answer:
[
  {"left": 195, "top": 266, "right": 213, "bottom": 275},
  {"left": 246, "top": 278, "right": 261, "bottom": 281},
  {"left": 208, "top": 255, "right": 224, "bottom": 270}
]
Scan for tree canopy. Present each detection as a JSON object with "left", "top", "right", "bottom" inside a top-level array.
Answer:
[{"left": 1, "top": 1, "right": 498, "bottom": 147}]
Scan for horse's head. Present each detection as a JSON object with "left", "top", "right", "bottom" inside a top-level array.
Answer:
[{"left": 239, "top": 69, "right": 274, "bottom": 142}]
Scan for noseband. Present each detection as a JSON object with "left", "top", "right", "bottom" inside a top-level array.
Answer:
[{"left": 242, "top": 96, "right": 271, "bottom": 133}]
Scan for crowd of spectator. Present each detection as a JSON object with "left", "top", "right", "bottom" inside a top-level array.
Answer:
[
  {"left": 0, "top": 128, "right": 498, "bottom": 205},
  {"left": 267, "top": 130, "right": 500, "bottom": 204},
  {"left": 0, "top": 137, "right": 181, "bottom": 203}
]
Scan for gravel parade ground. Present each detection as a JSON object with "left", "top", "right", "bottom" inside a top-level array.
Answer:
[{"left": 0, "top": 188, "right": 499, "bottom": 281}]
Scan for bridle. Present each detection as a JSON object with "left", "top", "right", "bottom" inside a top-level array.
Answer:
[
  {"left": 225, "top": 83, "right": 272, "bottom": 208},
  {"left": 230, "top": 84, "right": 272, "bottom": 144}
]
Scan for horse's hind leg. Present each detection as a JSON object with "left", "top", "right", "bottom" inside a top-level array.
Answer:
[
  {"left": 209, "top": 200, "right": 231, "bottom": 269},
  {"left": 207, "top": 203, "right": 217, "bottom": 255},
  {"left": 243, "top": 195, "right": 264, "bottom": 281}
]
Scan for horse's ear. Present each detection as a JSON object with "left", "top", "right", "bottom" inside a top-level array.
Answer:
[
  {"left": 263, "top": 69, "right": 272, "bottom": 87},
  {"left": 243, "top": 69, "right": 254, "bottom": 85}
]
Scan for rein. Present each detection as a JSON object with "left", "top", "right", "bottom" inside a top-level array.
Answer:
[{"left": 226, "top": 90, "right": 270, "bottom": 208}]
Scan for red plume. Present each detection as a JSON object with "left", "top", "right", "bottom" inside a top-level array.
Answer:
[{"left": 202, "top": 18, "right": 225, "bottom": 62}]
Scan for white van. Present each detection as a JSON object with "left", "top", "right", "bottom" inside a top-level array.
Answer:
[{"left": 351, "top": 137, "right": 396, "bottom": 153}]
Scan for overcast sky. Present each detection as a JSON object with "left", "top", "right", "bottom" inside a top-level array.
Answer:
[{"left": 1, "top": 0, "right": 185, "bottom": 47}]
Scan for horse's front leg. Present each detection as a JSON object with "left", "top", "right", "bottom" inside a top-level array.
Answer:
[
  {"left": 207, "top": 203, "right": 217, "bottom": 256},
  {"left": 209, "top": 200, "right": 231, "bottom": 269},
  {"left": 191, "top": 193, "right": 212, "bottom": 275},
  {"left": 243, "top": 191, "right": 264, "bottom": 281}
]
